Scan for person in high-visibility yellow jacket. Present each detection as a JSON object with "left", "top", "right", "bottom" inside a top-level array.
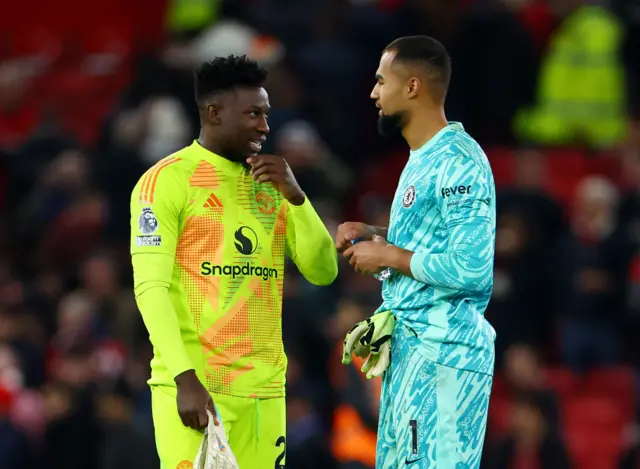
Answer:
[{"left": 515, "top": 4, "right": 627, "bottom": 148}]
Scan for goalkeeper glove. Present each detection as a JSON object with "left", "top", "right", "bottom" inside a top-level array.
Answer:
[
  {"left": 342, "top": 310, "right": 395, "bottom": 379},
  {"left": 194, "top": 410, "right": 239, "bottom": 469}
]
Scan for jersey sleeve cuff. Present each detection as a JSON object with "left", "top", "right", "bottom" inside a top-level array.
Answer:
[
  {"left": 409, "top": 251, "right": 429, "bottom": 284},
  {"left": 286, "top": 195, "right": 311, "bottom": 211}
]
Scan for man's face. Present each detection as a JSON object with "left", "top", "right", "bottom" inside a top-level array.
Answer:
[
  {"left": 217, "top": 87, "right": 270, "bottom": 161},
  {"left": 370, "top": 51, "right": 409, "bottom": 136}
]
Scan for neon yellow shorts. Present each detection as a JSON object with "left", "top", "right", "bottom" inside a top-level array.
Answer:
[{"left": 151, "top": 386, "right": 286, "bottom": 469}]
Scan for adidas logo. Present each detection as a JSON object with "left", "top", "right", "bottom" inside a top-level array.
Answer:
[{"left": 203, "top": 193, "right": 223, "bottom": 209}]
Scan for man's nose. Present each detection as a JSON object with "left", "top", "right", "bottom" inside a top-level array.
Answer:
[{"left": 258, "top": 117, "right": 269, "bottom": 134}]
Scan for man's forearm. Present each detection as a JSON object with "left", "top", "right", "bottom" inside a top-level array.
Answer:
[
  {"left": 287, "top": 199, "right": 339, "bottom": 285},
  {"left": 132, "top": 253, "right": 193, "bottom": 379},
  {"left": 136, "top": 285, "right": 194, "bottom": 379}
]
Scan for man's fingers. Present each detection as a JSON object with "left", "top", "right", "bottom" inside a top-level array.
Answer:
[
  {"left": 183, "top": 412, "right": 197, "bottom": 430},
  {"left": 251, "top": 165, "right": 270, "bottom": 180},
  {"left": 178, "top": 412, "right": 190, "bottom": 428},
  {"left": 336, "top": 235, "right": 352, "bottom": 252},
  {"left": 342, "top": 246, "right": 354, "bottom": 259},
  {"left": 251, "top": 165, "right": 284, "bottom": 184},
  {"left": 247, "top": 157, "right": 269, "bottom": 170},
  {"left": 190, "top": 412, "right": 201, "bottom": 430},
  {"left": 337, "top": 243, "right": 351, "bottom": 254},
  {"left": 197, "top": 409, "right": 208, "bottom": 429}
]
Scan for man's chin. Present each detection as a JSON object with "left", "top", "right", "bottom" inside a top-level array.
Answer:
[{"left": 377, "top": 114, "right": 403, "bottom": 137}]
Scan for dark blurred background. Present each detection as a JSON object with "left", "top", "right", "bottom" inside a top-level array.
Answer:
[{"left": 1, "top": 0, "right": 640, "bottom": 468}]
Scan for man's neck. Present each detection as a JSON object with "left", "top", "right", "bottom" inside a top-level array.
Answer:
[
  {"left": 401, "top": 107, "right": 448, "bottom": 151},
  {"left": 198, "top": 132, "right": 228, "bottom": 160}
]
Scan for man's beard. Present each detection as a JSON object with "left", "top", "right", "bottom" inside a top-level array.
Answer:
[{"left": 377, "top": 111, "right": 406, "bottom": 137}]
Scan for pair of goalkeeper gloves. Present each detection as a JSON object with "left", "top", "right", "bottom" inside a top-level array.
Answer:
[
  {"left": 193, "top": 410, "right": 239, "bottom": 469},
  {"left": 342, "top": 310, "right": 395, "bottom": 379}
]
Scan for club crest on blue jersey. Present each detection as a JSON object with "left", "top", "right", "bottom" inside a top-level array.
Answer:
[
  {"left": 402, "top": 185, "right": 416, "bottom": 208},
  {"left": 138, "top": 207, "right": 159, "bottom": 235}
]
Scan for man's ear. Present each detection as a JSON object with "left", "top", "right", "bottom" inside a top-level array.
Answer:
[
  {"left": 207, "top": 103, "right": 222, "bottom": 125},
  {"left": 406, "top": 77, "right": 421, "bottom": 99}
]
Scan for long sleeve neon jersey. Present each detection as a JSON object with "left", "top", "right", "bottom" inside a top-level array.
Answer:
[{"left": 130, "top": 141, "right": 338, "bottom": 398}]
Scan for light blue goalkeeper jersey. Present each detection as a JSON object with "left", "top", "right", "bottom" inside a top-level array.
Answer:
[{"left": 378, "top": 122, "right": 497, "bottom": 376}]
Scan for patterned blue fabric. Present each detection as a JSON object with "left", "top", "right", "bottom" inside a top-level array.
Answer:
[
  {"left": 376, "top": 322, "right": 492, "bottom": 468},
  {"left": 377, "top": 122, "right": 497, "bottom": 376}
]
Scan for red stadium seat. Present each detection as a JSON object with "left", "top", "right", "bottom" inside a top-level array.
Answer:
[
  {"left": 81, "top": 27, "right": 132, "bottom": 63},
  {"left": 543, "top": 367, "right": 577, "bottom": 398},
  {"left": 582, "top": 367, "right": 637, "bottom": 417},
  {"left": 565, "top": 428, "right": 623, "bottom": 469},
  {"left": 487, "top": 394, "right": 512, "bottom": 438},
  {"left": 484, "top": 146, "right": 515, "bottom": 188},
  {"left": 563, "top": 395, "right": 627, "bottom": 468},
  {"left": 545, "top": 148, "right": 590, "bottom": 206}
]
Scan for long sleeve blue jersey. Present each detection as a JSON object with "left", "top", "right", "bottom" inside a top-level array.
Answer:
[{"left": 378, "top": 122, "right": 497, "bottom": 376}]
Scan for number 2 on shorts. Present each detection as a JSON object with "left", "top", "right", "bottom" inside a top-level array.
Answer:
[{"left": 275, "top": 435, "right": 286, "bottom": 468}]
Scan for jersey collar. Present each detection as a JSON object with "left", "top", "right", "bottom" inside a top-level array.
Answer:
[
  {"left": 190, "top": 140, "right": 246, "bottom": 173},
  {"left": 409, "top": 121, "right": 464, "bottom": 159}
]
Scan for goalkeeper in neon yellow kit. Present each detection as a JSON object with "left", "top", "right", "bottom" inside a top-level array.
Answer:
[{"left": 130, "top": 55, "right": 338, "bottom": 469}]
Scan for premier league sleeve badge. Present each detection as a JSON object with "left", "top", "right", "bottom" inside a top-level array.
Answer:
[{"left": 136, "top": 207, "right": 162, "bottom": 246}]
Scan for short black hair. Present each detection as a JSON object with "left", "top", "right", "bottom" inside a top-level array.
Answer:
[
  {"left": 384, "top": 36, "right": 451, "bottom": 99},
  {"left": 194, "top": 55, "right": 268, "bottom": 103}
]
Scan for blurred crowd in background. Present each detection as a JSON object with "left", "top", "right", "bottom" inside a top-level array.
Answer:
[{"left": 1, "top": 0, "right": 640, "bottom": 468}]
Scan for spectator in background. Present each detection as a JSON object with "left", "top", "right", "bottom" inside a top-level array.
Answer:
[
  {"left": 0, "top": 61, "right": 40, "bottom": 151},
  {"left": 274, "top": 120, "right": 353, "bottom": 203},
  {"left": 78, "top": 251, "right": 140, "bottom": 351},
  {"left": 20, "top": 150, "right": 109, "bottom": 275},
  {"left": 95, "top": 382, "right": 157, "bottom": 469},
  {"left": 284, "top": 355, "right": 336, "bottom": 469},
  {"left": 611, "top": 0, "right": 640, "bottom": 112},
  {"left": 17, "top": 149, "right": 92, "bottom": 240},
  {"left": 490, "top": 151, "right": 563, "bottom": 356},
  {"left": 445, "top": 0, "right": 540, "bottom": 144},
  {"left": 38, "top": 348, "right": 101, "bottom": 469},
  {"left": 617, "top": 116, "right": 640, "bottom": 363},
  {"left": 503, "top": 344, "right": 560, "bottom": 431},
  {"left": 329, "top": 295, "right": 380, "bottom": 469},
  {"left": 261, "top": 61, "right": 307, "bottom": 148},
  {"left": 497, "top": 150, "right": 565, "bottom": 250},
  {"left": 488, "top": 212, "right": 552, "bottom": 358},
  {"left": 0, "top": 386, "right": 32, "bottom": 469},
  {"left": 482, "top": 394, "right": 572, "bottom": 469},
  {"left": 0, "top": 308, "right": 46, "bottom": 389},
  {"left": 553, "top": 176, "right": 629, "bottom": 371},
  {"left": 50, "top": 292, "right": 99, "bottom": 354},
  {"left": 618, "top": 423, "right": 640, "bottom": 469},
  {"left": 514, "top": 0, "right": 627, "bottom": 148}
]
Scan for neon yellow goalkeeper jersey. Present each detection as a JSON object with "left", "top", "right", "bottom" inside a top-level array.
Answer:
[{"left": 130, "top": 141, "right": 338, "bottom": 398}]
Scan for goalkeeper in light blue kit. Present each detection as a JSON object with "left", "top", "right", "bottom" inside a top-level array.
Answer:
[{"left": 336, "top": 36, "right": 496, "bottom": 468}]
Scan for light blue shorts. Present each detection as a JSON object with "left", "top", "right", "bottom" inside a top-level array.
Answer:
[{"left": 376, "top": 322, "right": 493, "bottom": 468}]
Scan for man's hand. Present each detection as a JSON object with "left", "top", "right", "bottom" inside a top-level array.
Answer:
[
  {"left": 335, "top": 222, "right": 377, "bottom": 253},
  {"left": 247, "top": 155, "right": 305, "bottom": 205},
  {"left": 343, "top": 235, "right": 391, "bottom": 274},
  {"left": 175, "top": 370, "right": 218, "bottom": 430}
]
